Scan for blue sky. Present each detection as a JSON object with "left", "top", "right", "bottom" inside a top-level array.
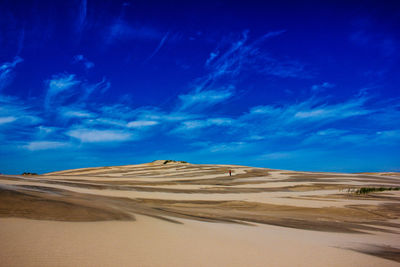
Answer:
[{"left": 0, "top": 0, "right": 399, "bottom": 174}]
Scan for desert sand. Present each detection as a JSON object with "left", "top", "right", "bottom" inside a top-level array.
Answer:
[{"left": 0, "top": 160, "right": 399, "bottom": 266}]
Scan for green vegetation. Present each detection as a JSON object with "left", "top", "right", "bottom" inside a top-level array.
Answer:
[
  {"left": 163, "top": 160, "right": 187, "bottom": 164},
  {"left": 21, "top": 172, "right": 38, "bottom": 175},
  {"left": 355, "top": 187, "right": 400, "bottom": 195},
  {"left": 152, "top": 160, "right": 188, "bottom": 164}
]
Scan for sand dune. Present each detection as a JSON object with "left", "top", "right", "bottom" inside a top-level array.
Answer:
[{"left": 1, "top": 160, "right": 399, "bottom": 266}]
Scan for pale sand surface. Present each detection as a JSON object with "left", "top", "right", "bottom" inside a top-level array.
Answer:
[
  {"left": 0, "top": 216, "right": 398, "bottom": 267},
  {"left": 1, "top": 161, "right": 400, "bottom": 266}
]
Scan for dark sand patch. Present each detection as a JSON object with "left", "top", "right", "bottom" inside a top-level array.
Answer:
[
  {"left": 349, "top": 245, "right": 400, "bottom": 263},
  {"left": 0, "top": 187, "right": 134, "bottom": 222}
]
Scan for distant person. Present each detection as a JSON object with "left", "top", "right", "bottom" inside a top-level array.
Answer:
[{"left": 229, "top": 170, "right": 232, "bottom": 176}]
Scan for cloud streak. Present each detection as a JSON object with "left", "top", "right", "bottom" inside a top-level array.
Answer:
[
  {"left": 0, "top": 57, "right": 23, "bottom": 92},
  {"left": 146, "top": 32, "right": 169, "bottom": 61},
  {"left": 311, "top": 82, "right": 335, "bottom": 92},
  {"left": 67, "top": 128, "right": 133, "bottom": 143},
  {"left": 0, "top": 116, "right": 17, "bottom": 125},
  {"left": 73, "top": 54, "right": 94, "bottom": 69},
  {"left": 60, "top": 107, "right": 94, "bottom": 119},
  {"left": 45, "top": 74, "right": 80, "bottom": 108},
  {"left": 127, "top": 120, "right": 159, "bottom": 128},
  {"left": 0, "top": 95, "right": 42, "bottom": 129},
  {"left": 24, "top": 141, "right": 69, "bottom": 151},
  {"left": 178, "top": 87, "right": 234, "bottom": 111},
  {"left": 204, "top": 30, "right": 309, "bottom": 82},
  {"left": 77, "top": 0, "right": 87, "bottom": 32},
  {"left": 173, "top": 117, "right": 234, "bottom": 133},
  {"left": 107, "top": 21, "right": 162, "bottom": 44}
]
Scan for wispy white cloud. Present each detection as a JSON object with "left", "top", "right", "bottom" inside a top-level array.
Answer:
[
  {"left": 293, "top": 98, "right": 369, "bottom": 120},
  {"left": 261, "top": 152, "right": 293, "bottom": 160},
  {"left": 99, "top": 104, "right": 137, "bottom": 120},
  {"left": 301, "top": 128, "right": 350, "bottom": 145},
  {"left": 85, "top": 118, "right": 127, "bottom": 128},
  {"left": 23, "top": 141, "right": 69, "bottom": 151},
  {"left": 73, "top": 54, "right": 94, "bottom": 69},
  {"left": 129, "top": 107, "right": 196, "bottom": 122},
  {"left": 127, "top": 120, "right": 159, "bottom": 128},
  {"left": 311, "top": 82, "right": 335, "bottom": 92},
  {"left": 204, "top": 30, "right": 250, "bottom": 79},
  {"left": 60, "top": 107, "right": 94, "bottom": 118},
  {"left": 371, "top": 130, "right": 400, "bottom": 145},
  {"left": 85, "top": 77, "right": 110, "bottom": 95},
  {"left": 146, "top": 32, "right": 169, "bottom": 61},
  {"left": 45, "top": 73, "right": 80, "bottom": 108},
  {"left": 163, "top": 113, "right": 197, "bottom": 121},
  {"left": 248, "top": 105, "right": 280, "bottom": 115},
  {"left": 77, "top": 0, "right": 87, "bottom": 32},
  {"left": 190, "top": 140, "right": 250, "bottom": 153},
  {"left": 204, "top": 30, "right": 309, "bottom": 82},
  {"left": 0, "top": 57, "right": 23, "bottom": 91},
  {"left": 180, "top": 120, "right": 208, "bottom": 130},
  {"left": 205, "top": 51, "right": 219, "bottom": 66},
  {"left": 107, "top": 21, "right": 162, "bottom": 44},
  {"left": 179, "top": 87, "right": 234, "bottom": 110},
  {"left": 67, "top": 128, "right": 133, "bottom": 143},
  {"left": 261, "top": 59, "right": 309, "bottom": 78},
  {"left": 45, "top": 74, "right": 109, "bottom": 112},
  {"left": 208, "top": 118, "right": 234, "bottom": 126},
  {"left": 0, "top": 95, "right": 42, "bottom": 128},
  {"left": 171, "top": 117, "right": 234, "bottom": 136},
  {"left": 175, "top": 30, "right": 309, "bottom": 118},
  {"left": 233, "top": 95, "right": 376, "bottom": 144},
  {"left": 208, "top": 141, "right": 249, "bottom": 153},
  {"left": 302, "top": 127, "right": 400, "bottom": 148},
  {"left": 258, "top": 149, "right": 326, "bottom": 162},
  {"left": 0, "top": 116, "right": 17, "bottom": 125},
  {"left": 36, "top": 126, "right": 58, "bottom": 137},
  {"left": 376, "top": 130, "right": 400, "bottom": 139},
  {"left": 316, "top": 128, "right": 349, "bottom": 136},
  {"left": 245, "top": 96, "right": 370, "bottom": 124}
]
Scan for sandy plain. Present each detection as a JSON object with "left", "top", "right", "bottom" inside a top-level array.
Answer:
[{"left": 0, "top": 160, "right": 399, "bottom": 266}]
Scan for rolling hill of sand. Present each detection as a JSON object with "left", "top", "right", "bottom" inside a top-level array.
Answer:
[{"left": 1, "top": 160, "right": 400, "bottom": 266}]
